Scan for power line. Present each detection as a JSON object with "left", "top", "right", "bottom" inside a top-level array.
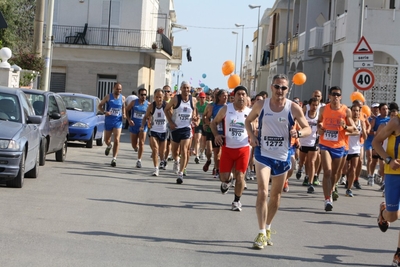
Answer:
[{"left": 180, "top": 24, "right": 256, "bottom": 30}]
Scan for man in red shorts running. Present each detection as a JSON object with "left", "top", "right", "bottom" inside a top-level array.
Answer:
[{"left": 210, "top": 86, "right": 251, "bottom": 211}]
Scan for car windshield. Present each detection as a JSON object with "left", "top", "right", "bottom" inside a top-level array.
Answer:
[
  {"left": 0, "top": 93, "right": 21, "bottom": 122},
  {"left": 24, "top": 93, "right": 45, "bottom": 116},
  {"left": 61, "top": 96, "right": 93, "bottom": 112}
]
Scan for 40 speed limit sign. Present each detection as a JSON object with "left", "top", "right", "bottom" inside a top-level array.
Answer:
[{"left": 352, "top": 68, "right": 375, "bottom": 91}]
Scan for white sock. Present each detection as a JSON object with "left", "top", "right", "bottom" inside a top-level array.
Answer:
[
  {"left": 266, "top": 224, "right": 271, "bottom": 230},
  {"left": 138, "top": 159, "right": 141, "bottom": 162},
  {"left": 113, "top": 157, "right": 116, "bottom": 160},
  {"left": 154, "top": 166, "right": 158, "bottom": 169},
  {"left": 259, "top": 229, "right": 266, "bottom": 236}
]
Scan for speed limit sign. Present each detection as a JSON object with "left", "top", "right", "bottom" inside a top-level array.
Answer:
[{"left": 352, "top": 68, "right": 375, "bottom": 91}]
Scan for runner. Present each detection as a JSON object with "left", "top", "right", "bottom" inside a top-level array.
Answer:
[
  {"left": 364, "top": 102, "right": 380, "bottom": 185},
  {"left": 345, "top": 105, "right": 367, "bottom": 197},
  {"left": 141, "top": 89, "right": 167, "bottom": 176},
  {"left": 164, "top": 81, "right": 199, "bottom": 184},
  {"left": 126, "top": 88, "right": 149, "bottom": 168},
  {"left": 373, "top": 111, "right": 400, "bottom": 267},
  {"left": 163, "top": 85, "right": 173, "bottom": 167},
  {"left": 193, "top": 92, "right": 207, "bottom": 163},
  {"left": 245, "top": 74, "right": 311, "bottom": 249},
  {"left": 210, "top": 86, "right": 251, "bottom": 211},
  {"left": 98, "top": 82, "right": 126, "bottom": 167},
  {"left": 298, "top": 97, "right": 320, "bottom": 194},
  {"left": 317, "top": 86, "right": 356, "bottom": 211}
]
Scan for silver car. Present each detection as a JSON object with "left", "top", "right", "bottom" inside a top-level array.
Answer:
[{"left": 0, "top": 87, "right": 42, "bottom": 188}]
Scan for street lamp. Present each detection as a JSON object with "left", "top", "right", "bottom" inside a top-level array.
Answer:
[
  {"left": 235, "top": 23, "right": 244, "bottom": 84},
  {"left": 232, "top": 31, "right": 239, "bottom": 74},
  {"left": 249, "top": 4, "right": 261, "bottom": 93},
  {"left": 173, "top": 71, "right": 183, "bottom": 93}
]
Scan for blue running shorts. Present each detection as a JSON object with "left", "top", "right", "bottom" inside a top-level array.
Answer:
[
  {"left": 254, "top": 147, "right": 291, "bottom": 176},
  {"left": 150, "top": 131, "right": 167, "bottom": 142},
  {"left": 319, "top": 144, "right": 345, "bottom": 159},
  {"left": 171, "top": 127, "right": 192, "bottom": 143},
  {"left": 385, "top": 174, "right": 400, "bottom": 212},
  {"left": 105, "top": 120, "right": 122, "bottom": 131},
  {"left": 129, "top": 124, "right": 148, "bottom": 134}
]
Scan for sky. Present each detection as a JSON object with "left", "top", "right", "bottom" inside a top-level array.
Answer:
[{"left": 173, "top": 0, "right": 276, "bottom": 90}]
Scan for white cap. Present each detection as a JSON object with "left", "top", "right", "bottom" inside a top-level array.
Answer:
[{"left": 371, "top": 103, "right": 379, "bottom": 108}]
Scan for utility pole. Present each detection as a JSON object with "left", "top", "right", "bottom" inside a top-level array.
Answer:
[
  {"left": 33, "top": 0, "right": 45, "bottom": 56},
  {"left": 42, "top": 0, "right": 54, "bottom": 91}
]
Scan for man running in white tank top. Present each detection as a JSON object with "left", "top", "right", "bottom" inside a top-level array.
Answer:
[
  {"left": 210, "top": 86, "right": 252, "bottom": 212},
  {"left": 245, "top": 74, "right": 311, "bottom": 249}
]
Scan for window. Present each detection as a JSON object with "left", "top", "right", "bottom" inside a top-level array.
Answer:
[
  {"left": 50, "top": 73, "right": 66, "bottom": 93},
  {"left": 102, "top": 1, "right": 120, "bottom": 26},
  {"left": 97, "top": 75, "right": 117, "bottom": 99},
  {"left": 48, "top": 96, "right": 60, "bottom": 114}
]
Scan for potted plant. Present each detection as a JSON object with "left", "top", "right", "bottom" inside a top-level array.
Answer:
[{"left": 152, "top": 42, "right": 158, "bottom": 49}]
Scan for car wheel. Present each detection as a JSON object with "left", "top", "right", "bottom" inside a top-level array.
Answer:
[
  {"left": 39, "top": 138, "right": 47, "bottom": 166},
  {"left": 7, "top": 150, "right": 25, "bottom": 188},
  {"left": 56, "top": 140, "right": 67, "bottom": 162},
  {"left": 86, "top": 132, "right": 94, "bottom": 148},
  {"left": 25, "top": 149, "right": 39, "bottom": 178},
  {"left": 96, "top": 131, "right": 104, "bottom": 146}
]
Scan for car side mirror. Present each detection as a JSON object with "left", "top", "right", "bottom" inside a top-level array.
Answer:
[
  {"left": 50, "top": 112, "right": 61, "bottom": 120},
  {"left": 28, "top": 115, "right": 42, "bottom": 124}
]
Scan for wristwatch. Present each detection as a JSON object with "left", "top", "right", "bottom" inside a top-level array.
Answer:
[
  {"left": 385, "top": 156, "right": 393, "bottom": 164},
  {"left": 297, "top": 131, "right": 302, "bottom": 138}
]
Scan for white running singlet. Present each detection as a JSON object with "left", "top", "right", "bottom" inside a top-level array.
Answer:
[
  {"left": 151, "top": 105, "right": 167, "bottom": 133},
  {"left": 258, "top": 99, "right": 294, "bottom": 161},
  {"left": 299, "top": 110, "right": 319, "bottom": 147},
  {"left": 172, "top": 95, "right": 193, "bottom": 129},
  {"left": 348, "top": 119, "right": 362, "bottom": 154},
  {"left": 224, "top": 103, "right": 251, "bottom": 148}
]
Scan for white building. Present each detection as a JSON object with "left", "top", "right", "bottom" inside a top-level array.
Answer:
[
  {"left": 254, "top": 0, "right": 400, "bottom": 105},
  {"left": 46, "top": 0, "right": 182, "bottom": 99}
]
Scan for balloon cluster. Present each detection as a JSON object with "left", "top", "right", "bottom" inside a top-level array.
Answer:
[
  {"left": 350, "top": 91, "right": 371, "bottom": 117},
  {"left": 199, "top": 73, "right": 209, "bottom": 92},
  {"left": 222, "top": 60, "right": 240, "bottom": 89}
]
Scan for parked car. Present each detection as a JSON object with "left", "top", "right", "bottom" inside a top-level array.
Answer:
[
  {"left": 58, "top": 93, "right": 105, "bottom": 148},
  {"left": 22, "top": 89, "right": 69, "bottom": 166},
  {"left": 0, "top": 87, "right": 42, "bottom": 188}
]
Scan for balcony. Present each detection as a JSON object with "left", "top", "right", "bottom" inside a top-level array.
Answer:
[
  {"left": 298, "top": 31, "right": 306, "bottom": 53},
  {"left": 290, "top": 36, "right": 298, "bottom": 54},
  {"left": 308, "top": 27, "right": 323, "bottom": 56},
  {"left": 50, "top": 25, "right": 172, "bottom": 59},
  {"left": 335, "top": 12, "right": 347, "bottom": 41}
]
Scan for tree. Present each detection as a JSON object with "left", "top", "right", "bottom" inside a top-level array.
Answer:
[{"left": 0, "top": 0, "right": 35, "bottom": 51}]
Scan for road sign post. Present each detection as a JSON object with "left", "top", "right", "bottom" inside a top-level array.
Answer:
[{"left": 353, "top": 36, "right": 374, "bottom": 69}]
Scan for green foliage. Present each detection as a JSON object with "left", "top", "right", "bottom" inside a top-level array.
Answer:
[
  {"left": 10, "top": 51, "right": 44, "bottom": 72},
  {"left": 0, "top": 0, "right": 35, "bottom": 51},
  {"left": 19, "top": 71, "right": 37, "bottom": 87}
]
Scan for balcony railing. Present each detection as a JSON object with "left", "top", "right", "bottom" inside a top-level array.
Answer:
[
  {"left": 309, "top": 27, "right": 323, "bottom": 49},
  {"left": 335, "top": 12, "right": 347, "bottom": 41},
  {"left": 290, "top": 36, "right": 298, "bottom": 54},
  {"left": 50, "top": 25, "right": 172, "bottom": 56},
  {"left": 298, "top": 31, "right": 306, "bottom": 53},
  {"left": 322, "top": 20, "right": 333, "bottom": 46}
]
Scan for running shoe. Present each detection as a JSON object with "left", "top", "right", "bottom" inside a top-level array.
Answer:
[
  {"left": 173, "top": 160, "right": 179, "bottom": 174},
  {"left": 378, "top": 202, "right": 389, "bottom": 232},
  {"left": 354, "top": 180, "right": 362, "bottom": 189},
  {"left": 345, "top": 189, "right": 354, "bottom": 197},
  {"left": 203, "top": 159, "right": 211, "bottom": 172},
  {"left": 183, "top": 168, "right": 187, "bottom": 176},
  {"left": 214, "top": 169, "right": 220, "bottom": 179},
  {"left": 167, "top": 156, "right": 174, "bottom": 161},
  {"left": 266, "top": 229, "right": 273, "bottom": 246},
  {"left": 105, "top": 144, "right": 112, "bottom": 156},
  {"left": 302, "top": 176, "right": 309, "bottom": 186},
  {"left": 367, "top": 175, "right": 374, "bottom": 186},
  {"left": 194, "top": 156, "right": 200, "bottom": 164},
  {"left": 307, "top": 185, "right": 314, "bottom": 194},
  {"left": 176, "top": 172, "right": 183, "bottom": 184},
  {"left": 134, "top": 147, "right": 138, "bottom": 152},
  {"left": 159, "top": 160, "right": 165, "bottom": 170},
  {"left": 111, "top": 159, "right": 116, "bottom": 167},
  {"left": 220, "top": 179, "right": 232, "bottom": 194},
  {"left": 338, "top": 175, "right": 346, "bottom": 185},
  {"left": 332, "top": 189, "right": 339, "bottom": 201},
  {"left": 163, "top": 160, "right": 168, "bottom": 170},
  {"left": 212, "top": 168, "right": 216, "bottom": 176},
  {"left": 324, "top": 200, "right": 333, "bottom": 211},
  {"left": 392, "top": 252, "right": 400, "bottom": 267},
  {"left": 313, "top": 175, "right": 320, "bottom": 186},
  {"left": 374, "top": 173, "right": 383, "bottom": 185},
  {"left": 200, "top": 153, "right": 206, "bottom": 160},
  {"left": 136, "top": 160, "right": 142, "bottom": 168},
  {"left": 283, "top": 180, "right": 289, "bottom": 192},
  {"left": 296, "top": 170, "right": 302, "bottom": 180},
  {"left": 152, "top": 168, "right": 159, "bottom": 177},
  {"left": 253, "top": 233, "right": 268, "bottom": 249},
  {"left": 231, "top": 201, "right": 242, "bottom": 212}
]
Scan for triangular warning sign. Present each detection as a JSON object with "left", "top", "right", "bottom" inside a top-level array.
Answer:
[{"left": 353, "top": 36, "right": 373, "bottom": 54}]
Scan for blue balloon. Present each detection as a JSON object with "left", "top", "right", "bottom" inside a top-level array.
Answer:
[
  {"left": 204, "top": 86, "right": 209, "bottom": 92},
  {"left": 200, "top": 83, "right": 205, "bottom": 87},
  {"left": 202, "top": 73, "right": 207, "bottom": 78}
]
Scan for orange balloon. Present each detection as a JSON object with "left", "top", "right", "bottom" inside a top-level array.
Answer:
[
  {"left": 350, "top": 91, "right": 365, "bottom": 103},
  {"left": 292, "top": 72, "right": 307, "bottom": 85},
  {"left": 361, "top": 105, "right": 371, "bottom": 118},
  {"left": 227, "top": 74, "right": 240, "bottom": 89},
  {"left": 222, "top": 60, "right": 235, "bottom": 76}
]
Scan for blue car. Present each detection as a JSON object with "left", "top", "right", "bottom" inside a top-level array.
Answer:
[
  {"left": 0, "top": 87, "right": 42, "bottom": 188},
  {"left": 59, "top": 93, "right": 105, "bottom": 148}
]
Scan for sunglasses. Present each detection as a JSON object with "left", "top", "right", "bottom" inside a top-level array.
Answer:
[
  {"left": 164, "top": 91, "right": 171, "bottom": 93},
  {"left": 273, "top": 84, "right": 288, "bottom": 91},
  {"left": 140, "top": 94, "right": 147, "bottom": 97},
  {"left": 330, "top": 92, "right": 341, "bottom": 97}
]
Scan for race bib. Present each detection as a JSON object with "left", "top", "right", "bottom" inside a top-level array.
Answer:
[
  {"left": 324, "top": 130, "right": 338, "bottom": 141},
  {"left": 133, "top": 111, "right": 145, "bottom": 119},
  {"left": 217, "top": 123, "right": 223, "bottom": 132},
  {"left": 109, "top": 108, "right": 121, "bottom": 116},
  {"left": 229, "top": 128, "right": 244, "bottom": 139},
  {"left": 262, "top": 136, "right": 284, "bottom": 150}
]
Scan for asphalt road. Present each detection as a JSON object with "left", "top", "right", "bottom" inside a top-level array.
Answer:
[{"left": 0, "top": 129, "right": 395, "bottom": 267}]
